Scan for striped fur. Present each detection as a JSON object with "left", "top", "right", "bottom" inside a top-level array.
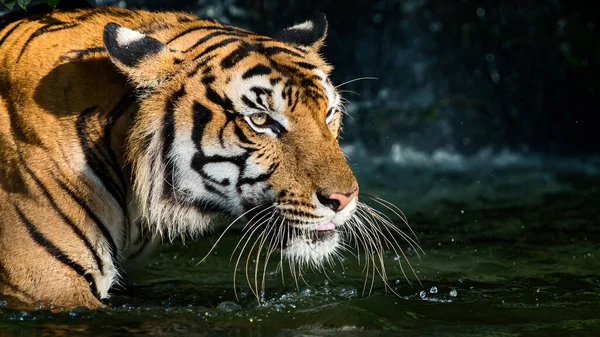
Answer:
[{"left": 0, "top": 7, "right": 358, "bottom": 309}]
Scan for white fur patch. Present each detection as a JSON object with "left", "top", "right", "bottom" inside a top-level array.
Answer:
[
  {"left": 283, "top": 231, "right": 341, "bottom": 268},
  {"left": 289, "top": 20, "right": 314, "bottom": 31},
  {"left": 115, "top": 26, "right": 146, "bottom": 46},
  {"left": 227, "top": 72, "right": 289, "bottom": 133}
]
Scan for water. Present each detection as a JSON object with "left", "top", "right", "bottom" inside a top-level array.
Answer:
[{"left": 1, "top": 151, "right": 599, "bottom": 336}]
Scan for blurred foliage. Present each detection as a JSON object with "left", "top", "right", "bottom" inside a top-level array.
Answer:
[{"left": 0, "top": 0, "right": 58, "bottom": 9}]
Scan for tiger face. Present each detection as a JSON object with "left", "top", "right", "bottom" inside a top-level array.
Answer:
[{"left": 103, "top": 14, "right": 358, "bottom": 268}]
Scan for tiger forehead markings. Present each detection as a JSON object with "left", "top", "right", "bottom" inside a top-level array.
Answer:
[{"left": 0, "top": 6, "right": 415, "bottom": 310}]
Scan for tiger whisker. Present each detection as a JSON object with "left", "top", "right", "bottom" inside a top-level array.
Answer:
[
  {"left": 233, "top": 211, "right": 275, "bottom": 300},
  {"left": 230, "top": 206, "right": 276, "bottom": 262},
  {"left": 261, "top": 217, "right": 284, "bottom": 296},
  {"left": 253, "top": 216, "right": 279, "bottom": 303},
  {"left": 358, "top": 203, "right": 421, "bottom": 251},
  {"left": 361, "top": 194, "right": 420, "bottom": 245},
  {"left": 197, "top": 203, "right": 268, "bottom": 266},
  {"left": 355, "top": 208, "right": 414, "bottom": 286},
  {"left": 337, "top": 89, "right": 360, "bottom": 96},
  {"left": 359, "top": 203, "right": 424, "bottom": 258},
  {"left": 245, "top": 226, "right": 268, "bottom": 302},
  {"left": 356, "top": 203, "right": 422, "bottom": 286},
  {"left": 335, "top": 76, "right": 378, "bottom": 88}
]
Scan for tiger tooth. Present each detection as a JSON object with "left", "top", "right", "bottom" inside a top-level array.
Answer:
[{"left": 317, "top": 222, "right": 336, "bottom": 231}]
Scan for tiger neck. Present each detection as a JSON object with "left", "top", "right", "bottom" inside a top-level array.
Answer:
[{"left": 77, "top": 90, "right": 138, "bottom": 206}]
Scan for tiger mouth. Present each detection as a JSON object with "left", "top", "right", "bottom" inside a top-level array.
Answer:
[
  {"left": 240, "top": 205, "right": 341, "bottom": 248},
  {"left": 277, "top": 221, "right": 339, "bottom": 249}
]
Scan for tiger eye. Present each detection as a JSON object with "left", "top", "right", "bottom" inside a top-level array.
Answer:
[{"left": 250, "top": 113, "right": 268, "bottom": 126}]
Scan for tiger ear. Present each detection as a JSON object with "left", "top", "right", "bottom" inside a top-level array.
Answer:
[
  {"left": 103, "top": 22, "right": 179, "bottom": 88},
  {"left": 275, "top": 13, "right": 328, "bottom": 51}
]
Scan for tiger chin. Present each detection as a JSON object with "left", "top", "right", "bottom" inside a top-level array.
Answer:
[{"left": 0, "top": 6, "right": 407, "bottom": 310}]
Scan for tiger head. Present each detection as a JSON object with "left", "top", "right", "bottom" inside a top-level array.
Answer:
[{"left": 103, "top": 14, "right": 358, "bottom": 267}]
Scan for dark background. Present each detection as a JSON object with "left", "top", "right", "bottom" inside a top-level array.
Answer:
[
  {"left": 4, "top": 0, "right": 599, "bottom": 157},
  {"left": 3, "top": 0, "right": 599, "bottom": 157}
]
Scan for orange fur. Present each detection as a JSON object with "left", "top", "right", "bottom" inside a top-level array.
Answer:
[{"left": 0, "top": 7, "right": 357, "bottom": 309}]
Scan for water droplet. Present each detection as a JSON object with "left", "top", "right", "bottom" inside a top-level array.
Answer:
[
  {"left": 429, "top": 286, "right": 438, "bottom": 294},
  {"left": 449, "top": 289, "right": 458, "bottom": 297},
  {"left": 491, "top": 71, "right": 500, "bottom": 82},
  {"left": 217, "top": 301, "right": 240, "bottom": 313},
  {"left": 460, "top": 210, "right": 465, "bottom": 214},
  {"left": 429, "top": 21, "right": 443, "bottom": 32},
  {"left": 587, "top": 22, "right": 595, "bottom": 32},
  {"left": 536, "top": 288, "right": 540, "bottom": 293},
  {"left": 419, "top": 290, "right": 427, "bottom": 299},
  {"left": 476, "top": 8, "right": 485, "bottom": 17}
]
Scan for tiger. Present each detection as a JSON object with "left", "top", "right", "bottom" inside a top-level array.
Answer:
[{"left": 0, "top": 4, "right": 414, "bottom": 310}]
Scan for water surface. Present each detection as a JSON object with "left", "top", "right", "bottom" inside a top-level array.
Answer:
[{"left": 1, "top": 155, "right": 598, "bottom": 337}]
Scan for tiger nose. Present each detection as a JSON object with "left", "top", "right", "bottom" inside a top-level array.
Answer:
[{"left": 317, "top": 190, "right": 359, "bottom": 212}]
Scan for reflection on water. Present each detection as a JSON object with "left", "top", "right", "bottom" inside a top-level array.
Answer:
[{"left": 1, "top": 153, "right": 599, "bottom": 337}]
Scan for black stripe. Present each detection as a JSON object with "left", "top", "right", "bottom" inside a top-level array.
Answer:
[
  {"left": 188, "top": 198, "right": 229, "bottom": 213},
  {"left": 294, "top": 61, "right": 317, "bottom": 70},
  {"left": 221, "top": 42, "right": 254, "bottom": 69},
  {"left": 269, "top": 77, "right": 282, "bottom": 86},
  {"left": 136, "top": 22, "right": 173, "bottom": 35},
  {"left": 162, "top": 86, "right": 187, "bottom": 197},
  {"left": 53, "top": 174, "right": 118, "bottom": 268},
  {"left": 177, "top": 15, "right": 198, "bottom": 23},
  {"left": 191, "top": 101, "right": 213, "bottom": 149},
  {"left": 102, "top": 94, "right": 135, "bottom": 199},
  {"left": 285, "top": 87, "right": 294, "bottom": 108},
  {"left": 186, "top": 54, "right": 216, "bottom": 78},
  {"left": 242, "top": 64, "right": 272, "bottom": 79},
  {"left": 205, "top": 86, "right": 235, "bottom": 111},
  {"left": 166, "top": 25, "right": 250, "bottom": 45},
  {"left": 76, "top": 107, "right": 126, "bottom": 207},
  {"left": 17, "top": 21, "right": 79, "bottom": 62},
  {"left": 241, "top": 95, "right": 259, "bottom": 110},
  {"left": 250, "top": 87, "right": 273, "bottom": 97},
  {"left": 259, "top": 45, "right": 304, "bottom": 58},
  {"left": 290, "top": 90, "right": 300, "bottom": 112},
  {"left": 183, "top": 31, "right": 244, "bottom": 53},
  {"left": 191, "top": 102, "right": 244, "bottom": 188},
  {"left": 192, "top": 38, "right": 239, "bottom": 61},
  {"left": 0, "top": 21, "right": 24, "bottom": 47},
  {"left": 60, "top": 47, "right": 106, "bottom": 62},
  {"left": 20, "top": 164, "right": 105, "bottom": 276},
  {"left": 233, "top": 121, "right": 255, "bottom": 145},
  {"left": 202, "top": 180, "right": 228, "bottom": 198},
  {"left": 202, "top": 74, "right": 216, "bottom": 85},
  {"left": 14, "top": 205, "right": 101, "bottom": 300},
  {"left": 237, "top": 166, "right": 277, "bottom": 187}
]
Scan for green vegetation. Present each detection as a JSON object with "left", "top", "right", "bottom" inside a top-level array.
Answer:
[{"left": 1, "top": 0, "right": 59, "bottom": 10}]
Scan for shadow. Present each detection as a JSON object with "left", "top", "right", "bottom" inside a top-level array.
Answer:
[{"left": 33, "top": 57, "right": 128, "bottom": 116}]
